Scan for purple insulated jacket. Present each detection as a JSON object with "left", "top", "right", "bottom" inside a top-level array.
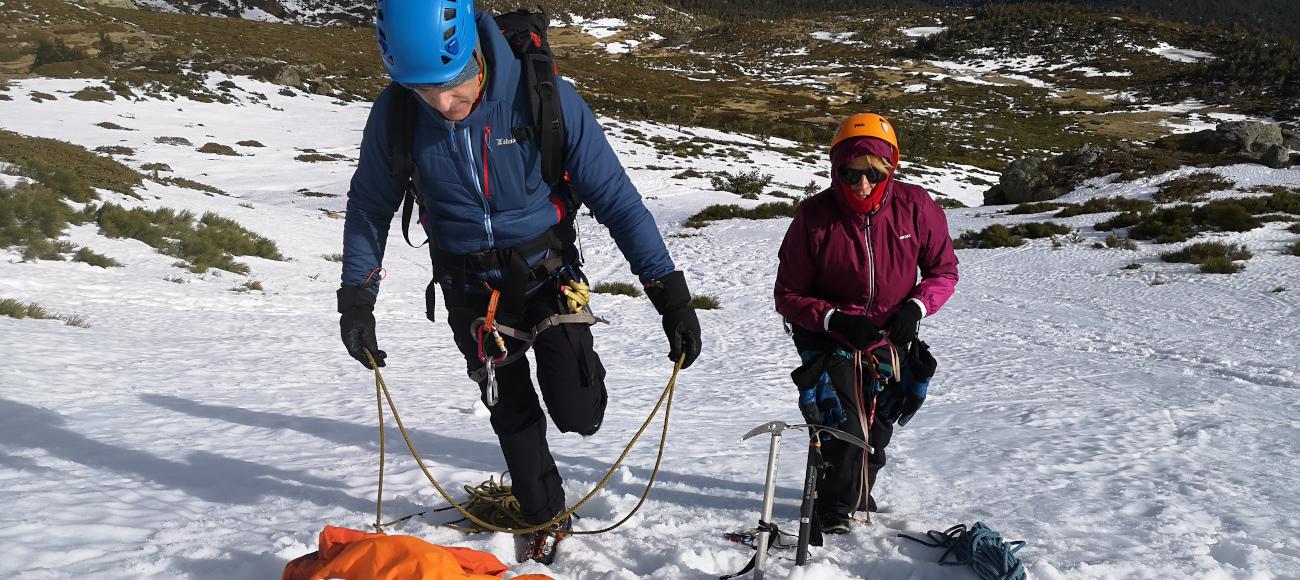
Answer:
[{"left": 774, "top": 181, "right": 959, "bottom": 347}]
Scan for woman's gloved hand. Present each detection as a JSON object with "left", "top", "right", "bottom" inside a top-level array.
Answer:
[{"left": 828, "top": 310, "right": 881, "bottom": 350}]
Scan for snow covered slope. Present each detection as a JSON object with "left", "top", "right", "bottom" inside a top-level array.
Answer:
[{"left": 1, "top": 75, "right": 1298, "bottom": 579}]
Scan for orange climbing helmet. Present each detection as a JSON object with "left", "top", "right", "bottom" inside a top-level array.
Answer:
[{"left": 830, "top": 113, "right": 900, "bottom": 166}]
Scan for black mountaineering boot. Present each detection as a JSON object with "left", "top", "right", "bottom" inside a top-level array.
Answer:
[
  {"left": 820, "top": 513, "right": 852, "bottom": 535},
  {"left": 519, "top": 515, "right": 572, "bottom": 564}
]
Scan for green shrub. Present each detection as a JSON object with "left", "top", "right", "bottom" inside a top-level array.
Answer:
[
  {"left": 683, "top": 202, "right": 797, "bottom": 228},
  {"left": 95, "top": 121, "right": 134, "bottom": 131},
  {"left": 935, "top": 197, "right": 967, "bottom": 209},
  {"left": 0, "top": 130, "right": 141, "bottom": 197},
  {"left": 1198, "top": 257, "right": 1244, "bottom": 274},
  {"left": 29, "top": 92, "right": 57, "bottom": 102},
  {"left": 1195, "top": 201, "right": 1262, "bottom": 233},
  {"left": 955, "top": 224, "right": 1024, "bottom": 249},
  {"left": 1161, "top": 241, "right": 1252, "bottom": 264},
  {"left": 22, "top": 237, "right": 74, "bottom": 261},
  {"left": 672, "top": 168, "right": 703, "bottom": 179},
  {"left": 155, "top": 136, "right": 192, "bottom": 146},
  {"left": 1012, "top": 222, "right": 1072, "bottom": 238},
  {"left": 1094, "top": 211, "right": 1145, "bottom": 231},
  {"left": 1009, "top": 201, "right": 1068, "bottom": 215},
  {"left": 1055, "top": 197, "right": 1153, "bottom": 217},
  {"left": 1104, "top": 235, "right": 1138, "bottom": 250},
  {"left": 295, "top": 153, "right": 337, "bottom": 162},
  {"left": 1153, "top": 173, "right": 1234, "bottom": 204},
  {"left": 13, "top": 159, "right": 95, "bottom": 202},
  {"left": 592, "top": 281, "right": 642, "bottom": 297},
  {"left": 236, "top": 140, "right": 265, "bottom": 147},
  {"left": 1128, "top": 206, "right": 1198, "bottom": 243},
  {"left": 1122, "top": 263, "right": 1141, "bottom": 270},
  {"left": 94, "top": 145, "right": 134, "bottom": 156},
  {"left": 95, "top": 204, "right": 283, "bottom": 274},
  {"left": 71, "top": 87, "right": 115, "bottom": 102},
  {"left": 0, "top": 297, "right": 89, "bottom": 327},
  {"left": 1289, "top": 242, "right": 1300, "bottom": 256},
  {"left": 689, "top": 294, "right": 721, "bottom": 310},
  {"left": 0, "top": 182, "right": 76, "bottom": 250},
  {"left": 33, "top": 39, "right": 88, "bottom": 68},
  {"left": 198, "top": 143, "right": 239, "bottom": 156},
  {"left": 72, "top": 247, "right": 122, "bottom": 268},
  {"left": 159, "top": 176, "right": 225, "bottom": 195},
  {"left": 233, "top": 280, "right": 264, "bottom": 292},
  {"left": 141, "top": 163, "right": 172, "bottom": 173},
  {"left": 710, "top": 169, "right": 773, "bottom": 199},
  {"left": 323, "top": 253, "right": 344, "bottom": 262},
  {"left": 0, "top": 298, "right": 47, "bottom": 319}
]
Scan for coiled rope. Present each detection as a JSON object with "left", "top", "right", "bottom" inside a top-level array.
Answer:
[
  {"left": 365, "top": 348, "right": 682, "bottom": 536},
  {"left": 899, "top": 522, "right": 1027, "bottom": 580}
]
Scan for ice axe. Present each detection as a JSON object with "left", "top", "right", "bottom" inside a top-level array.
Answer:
[{"left": 735, "top": 421, "right": 871, "bottom": 579}]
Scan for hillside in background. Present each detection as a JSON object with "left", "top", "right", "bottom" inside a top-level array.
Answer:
[
  {"left": 5, "top": 0, "right": 1298, "bottom": 180},
  {"left": 661, "top": 0, "right": 1300, "bottom": 39}
]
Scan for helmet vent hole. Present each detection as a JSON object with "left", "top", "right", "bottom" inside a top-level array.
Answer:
[
  {"left": 377, "top": 28, "right": 387, "bottom": 42},
  {"left": 444, "top": 26, "right": 456, "bottom": 41},
  {"left": 441, "top": 55, "right": 452, "bottom": 65},
  {"left": 386, "top": 55, "right": 395, "bottom": 65},
  {"left": 443, "top": 8, "right": 455, "bottom": 20},
  {"left": 376, "top": 8, "right": 384, "bottom": 21}
]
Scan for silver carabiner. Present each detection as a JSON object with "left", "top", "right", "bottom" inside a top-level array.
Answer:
[{"left": 483, "top": 359, "right": 499, "bottom": 407}]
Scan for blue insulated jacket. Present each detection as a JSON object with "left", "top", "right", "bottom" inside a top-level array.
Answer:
[{"left": 341, "top": 12, "right": 675, "bottom": 293}]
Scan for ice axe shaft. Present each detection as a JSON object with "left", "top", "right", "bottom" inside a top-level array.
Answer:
[
  {"left": 740, "top": 421, "right": 786, "bottom": 580},
  {"left": 737, "top": 421, "right": 873, "bottom": 576}
]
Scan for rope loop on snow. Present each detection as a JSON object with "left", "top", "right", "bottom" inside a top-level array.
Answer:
[
  {"left": 364, "top": 348, "right": 682, "bottom": 536},
  {"left": 899, "top": 521, "right": 1027, "bottom": 580}
]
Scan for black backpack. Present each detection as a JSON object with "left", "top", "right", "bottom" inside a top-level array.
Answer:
[{"left": 386, "top": 9, "right": 579, "bottom": 251}]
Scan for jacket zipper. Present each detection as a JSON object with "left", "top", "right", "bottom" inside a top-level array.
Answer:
[
  {"left": 459, "top": 126, "right": 494, "bottom": 247},
  {"left": 864, "top": 214, "right": 876, "bottom": 312}
]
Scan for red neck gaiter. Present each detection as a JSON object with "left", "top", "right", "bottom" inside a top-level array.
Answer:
[{"left": 838, "top": 177, "right": 890, "bottom": 214}]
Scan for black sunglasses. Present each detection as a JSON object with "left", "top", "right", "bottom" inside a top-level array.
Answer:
[{"left": 837, "top": 165, "right": 888, "bottom": 185}]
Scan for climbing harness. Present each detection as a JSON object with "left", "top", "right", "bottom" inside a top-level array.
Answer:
[
  {"left": 899, "top": 522, "right": 1027, "bottom": 580},
  {"left": 363, "top": 348, "right": 683, "bottom": 537}
]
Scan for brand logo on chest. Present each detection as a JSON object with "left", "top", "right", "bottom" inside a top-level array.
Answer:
[{"left": 495, "top": 137, "right": 517, "bottom": 146}]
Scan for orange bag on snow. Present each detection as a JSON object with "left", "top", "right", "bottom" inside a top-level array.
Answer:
[{"left": 283, "top": 526, "right": 554, "bottom": 580}]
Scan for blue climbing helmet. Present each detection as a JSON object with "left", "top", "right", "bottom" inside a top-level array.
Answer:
[{"left": 375, "top": 0, "right": 478, "bottom": 86}]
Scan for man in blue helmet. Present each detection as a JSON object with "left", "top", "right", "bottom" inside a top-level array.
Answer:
[{"left": 337, "top": 0, "right": 703, "bottom": 564}]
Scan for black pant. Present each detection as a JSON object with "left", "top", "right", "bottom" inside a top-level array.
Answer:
[
  {"left": 818, "top": 380, "right": 894, "bottom": 516},
  {"left": 445, "top": 283, "right": 607, "bottom": 525}
]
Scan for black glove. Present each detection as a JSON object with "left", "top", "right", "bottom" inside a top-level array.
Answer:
[
  {"left": 884, "top": 301, "right": 923, "bottom": 347},
  {"left": 338, "top": 285, "right": 386, "bottom": 369},
  {"left": 827, "top": 310, "right": 881, "bottom": 350},
  {"left": 645, "top": 271, "right": 702, "bottom": 369}
]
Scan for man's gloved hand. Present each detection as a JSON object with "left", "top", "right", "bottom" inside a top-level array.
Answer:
[
  {"left": 338, "top": 285, "right": 386, "bottom": 369},
  {"left": 884, "top": 301, "right": 923, "bottom": 347},
  {"left": 799, "top": 371, "right": 846, "bottom": 428},
  {"left": 645, "top": 271, "right": 702, "bottom": 369},
  {"left": 828, "top": 310, "right": 882, "bottom": 350}
]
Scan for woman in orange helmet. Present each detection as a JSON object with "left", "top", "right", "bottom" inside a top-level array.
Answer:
[{"left": 774, "top": 113, "right": 959, "bottom": 535}]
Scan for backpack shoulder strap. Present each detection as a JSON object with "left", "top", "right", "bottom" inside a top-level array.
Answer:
[
  {"left": 386, "top": 84, "right": 427, "bottom": 248},
  {"left": 494, "top": 10, "right": 568, "bottom": 190}
]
